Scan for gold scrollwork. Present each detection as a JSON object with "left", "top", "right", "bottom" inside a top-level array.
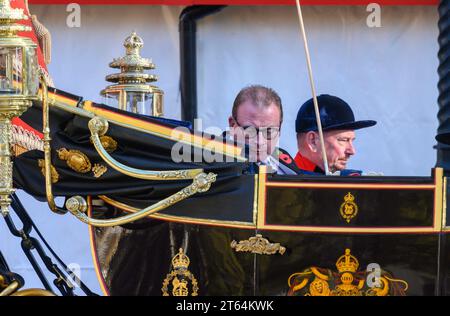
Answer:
[
  {"left": 88, "top": 116, "right": 204, "bottom": 181},
  {"left": 230, "top": 234, "right": 286, "bottom": 255},
  {"left": 161, "top": 172, "right": 216, "bottom": 208},
  {"left": 38, "top": 159, "right": 59, "bottom": 183},
  {"left": 339, "top": 192, "right": 358, "bottom": 223},
  {"left": 162, "top": 248, "right": 198, "bottom": 296},
  {"left": 57, "top": 148, "right": 92, "bottom": 174},
  {"left": 67, "top": 172, "right": 216, "bottom": 227}
]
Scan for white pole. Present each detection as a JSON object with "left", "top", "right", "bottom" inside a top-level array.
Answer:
[{"left": 295, "top": 0, "right": 330, "bottom": 175}]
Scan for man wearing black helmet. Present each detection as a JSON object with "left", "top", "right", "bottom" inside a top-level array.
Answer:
[{"left": 294, "top": 94, "right": 377, "bottom": 174}]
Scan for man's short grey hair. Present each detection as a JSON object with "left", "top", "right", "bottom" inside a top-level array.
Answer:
[{"left": 232, "top": 85, "right": 283, "bottom": 124}]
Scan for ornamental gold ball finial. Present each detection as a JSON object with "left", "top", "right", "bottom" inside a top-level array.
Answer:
[{"left": 100, "top": 31, "right": 164, "bottom": 117}]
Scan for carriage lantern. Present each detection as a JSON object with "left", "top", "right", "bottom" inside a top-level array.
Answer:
[
  {"left": 101, "top": 31, "right": 164, "bottom": 117},
  {"left": 0, "top": 0, "right": 39, "bottom": 216}
]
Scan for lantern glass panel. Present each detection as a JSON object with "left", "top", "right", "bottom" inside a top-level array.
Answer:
[
  {"left": 26, "top": 46, "right": 39, "bottom": 96},
  {"left": 127, "top": 91, "right": 152, "bottom": 115},
  {"left": 103, "top": 92, "right": 119, "bottom": 108},
  {"left": 0, "top": 47, "right": 23, "bottom": 95}
]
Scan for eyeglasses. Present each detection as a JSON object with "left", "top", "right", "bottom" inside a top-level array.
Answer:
[{"left": 233, "top": 118, "right": 280, "bottom": 140}]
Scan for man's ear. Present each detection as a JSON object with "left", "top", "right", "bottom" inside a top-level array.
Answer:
[{"left": 306, "top": 131, "right": 318, "bottom": 152}]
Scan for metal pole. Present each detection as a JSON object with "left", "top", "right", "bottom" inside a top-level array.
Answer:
[
  {"left": 294, "top": 0, "right": 330, "bottom": 175},
  {"left": 436, "top": 0, "right": 450, "bottom": 174}
]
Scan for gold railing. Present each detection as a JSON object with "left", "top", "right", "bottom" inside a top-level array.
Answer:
[{"left": 41, "top": 81, "right": 217, "bottom": 227}]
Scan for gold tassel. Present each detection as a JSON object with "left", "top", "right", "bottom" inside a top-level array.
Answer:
[
  {"left": 31, "top": 15, "right": 52, "bottom": 65},
  {"left": 31, "top": 14, "right": 55, "bottom": 86}
]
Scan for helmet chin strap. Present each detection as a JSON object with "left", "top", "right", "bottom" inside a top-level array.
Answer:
[{"left": 295, "top": 0, "right": 330, "bottom": 175}]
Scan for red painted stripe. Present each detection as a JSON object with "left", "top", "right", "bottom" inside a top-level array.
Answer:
[
  {"left": 28, "top": 0, "right": 439, "bottom": 5},
  {"left": 12, "top": 118, "right": 44, "bottom": 139}
]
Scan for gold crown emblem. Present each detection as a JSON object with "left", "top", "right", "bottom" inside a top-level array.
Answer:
[
  {"left": 344, "top": 192, "right": 355, "bottom": 203},
  {"left": 335, "top": 249, "right": 359, "bottom": 273},
  {"left": 172, "top": 248, "right": 190, "bottom": 270}
]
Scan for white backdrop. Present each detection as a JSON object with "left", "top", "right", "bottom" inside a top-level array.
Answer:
[{"left": 0, "top": 5, "right": 440, "bottom": 295}]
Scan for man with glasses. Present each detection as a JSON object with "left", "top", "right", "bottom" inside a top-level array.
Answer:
[
  {"left": 228, "top": 85, "right": 299, "bottom": 175},
  {"left": 294, "top": 94, "right": 377, "bottom": 174}
]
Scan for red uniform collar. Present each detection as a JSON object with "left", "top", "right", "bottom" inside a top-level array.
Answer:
[{"left": 294, "top": 152, "right": 321, "bottom": 173}]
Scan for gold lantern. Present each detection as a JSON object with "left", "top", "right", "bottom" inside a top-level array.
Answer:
[
  {"left": 101, "top": 31, "right": 163, "bottom": 117},
  {"left": 0, "top": 0, "right": 39, "bottom": 216}
]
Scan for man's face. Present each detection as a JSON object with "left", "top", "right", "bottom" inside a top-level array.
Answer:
[
  {"left": 322, "top": 129, "right": 356, "bottom": 172},
  {"left": 229, "top": 101, "right": 281, "bottom": 162}
]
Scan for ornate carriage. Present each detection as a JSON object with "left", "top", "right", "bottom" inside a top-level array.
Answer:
[{"left": 0, "top": 0, "right": 449, "bottom": 297}]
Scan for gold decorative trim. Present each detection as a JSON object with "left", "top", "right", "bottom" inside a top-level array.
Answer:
[
  {"left": 65, "top": 196, "right": 88, "bottom": 214},
  {"left": 68, "top": 172, "right": 217, "bottom": 227},
  {"left": 434, "top": 168, "right": 444, "bottom": 231},
  {"left": 38, "top": 159, "right": 59, "bottom": 183},
  {"left": 266, "top": 182, "right": 436, "bottom": 190},
  {"left": 257, "top": 167, "right": 443, "bottom": 233},
  {"left": 339, "top": 192, "right": 358, "bottom": 223},
  {"left": 443, "top": 176, "right": 447, "bottom": 229},
  {"left": 0, "top": 274, "right": 7, "bottom": 288},
  {"left": 90, "top": 135, "right": 117, "bottom": 153},
  {"left": 252, "top": 174, "right": 258, "bottom": 225},
  {"left": 45, "top": 92, "right": 244, "bottom": 160},
  {"left": 47, "top": 89, "right": 79, "bottom": 107},
  {"left": 89, "top": 116, "right": 205, "bottom": 181},
  {"left": 230, "top": 234, "right": 286, "bottom": 255},
  {"left": 100, "top": 135, "right": 117, "bottom": 153},
  {"left": 41, "top": 74, "right": 65, "bottom": 214},
  {"left": 98, "top": 195, "right": 256, "bottom": 229},
  {"left": 0, "top": 280, "right": 20, "bottom": 296},
  {"left": 162, "top": 248, "right": 198, "bottom": 296},
  {"left": 288, "top": 248, "right": 409, "bottom": 296},
  {"left": 256, "top": 225, "right": 437, "bottom": 234},
  {"left": 0, "top": 0, "right": 29, "bottom": 32},
  {"left": 10, "top": 289, "right": 55, "bottom": 296},
  {"left": 256, "top": 166, "right": 267, "bottom": 229},
  {"left": 57, "top": 148, "right": 92, "bottom": 174},
  {"left": 83, "top": 101, "right": 245, "bottom": 160},
  {"left": 92, "top": 164, "right": 107, "bottom": 178},
  {"left": 12, "top": 144, "right": 28, "bottom": 157}
]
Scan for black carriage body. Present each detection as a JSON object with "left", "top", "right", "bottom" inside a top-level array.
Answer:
[
  {"left": 90, "top": 169, "right": 447, "bottom": 296},
  {"left": 12, "top": 89, "right": 450, "bottom": 296}
]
